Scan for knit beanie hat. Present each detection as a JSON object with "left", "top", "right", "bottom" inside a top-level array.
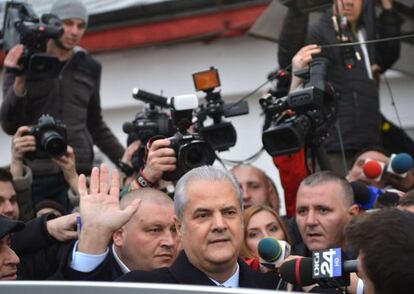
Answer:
[{"left": 50, "top": 0, "right": 88, "bottom": 25}]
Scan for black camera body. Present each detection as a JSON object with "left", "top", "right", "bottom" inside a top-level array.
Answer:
[
  {"left": 25, "top": 115, "right": 68, "bottom": 160},
  {"left": 125, "top": 89, "right": 216, "bottom": 181},
  {"left": 163, "top": 132, "right": 216, "bottom": 181},
  {"left": 261, "top": 57, "right": 337, "bottom": 157},
  {"left": 193, "top": 67, "right": 249, "bottom": 152},
  {"left": 1, "top": 1, "right": 64, "bottom": 79},
  {"left": 123, "top": 106, "right": 174, "bottom": 171}
]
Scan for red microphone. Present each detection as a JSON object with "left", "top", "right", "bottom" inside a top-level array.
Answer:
[{"left": 362, "top": 160, "right": 384, "bottom": 180}]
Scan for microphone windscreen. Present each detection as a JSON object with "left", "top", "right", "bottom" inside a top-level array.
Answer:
[
  {"left": 280, "top": 257, "right": 314, "bottom": 286},
  {"left": 363, "top": 160, "right": 382, "bottom": 179},
  {"left": 391, "top": 153, "right": 413, "bottom": 174},
  {"left": 122, "top": 122, "right": 133, "bottom": 134},
  {"left": 258, "top": 237, "right": 282, "bottom": 262},
  {"left": 350, "top": 181, "right": 370, "bottom": 205}
]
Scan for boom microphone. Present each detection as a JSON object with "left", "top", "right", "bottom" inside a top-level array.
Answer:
[{"left": 132, "top": 88, "right": 198, "bottom": 111}]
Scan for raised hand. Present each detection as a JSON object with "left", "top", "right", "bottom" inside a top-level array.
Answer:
[{"left": 77, "top": 164, "right": 140, "bottom": 254}]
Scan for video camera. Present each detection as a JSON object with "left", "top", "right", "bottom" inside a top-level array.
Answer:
[
  {"left": 124, "top": 89, "right": 215, "bottom": 181},
  {"left": 25, "top": 114, "right": 68, "bottom": 160},
  {"left": 193, "top": 67, "right": 249, "bottom": 151},
  {"left": 1, "top": 1, "right": 63, "bottom": 79},
  {"left": 261, "top": 57, "right": 337, "bottom": 157}
]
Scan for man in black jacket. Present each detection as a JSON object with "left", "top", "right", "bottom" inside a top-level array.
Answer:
[
  {"left": 282, "top": 0, "right": 401, "bottom": 175},
  {"left": 66, "top": 165, "right": 278, "bottom": 289},
  {"left": 1, "top": 0, "right": 125, "bottom": 209}
]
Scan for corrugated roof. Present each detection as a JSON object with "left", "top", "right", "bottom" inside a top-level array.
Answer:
[{"left": 0, "top": 0, "right": 173, "bottom": 15}]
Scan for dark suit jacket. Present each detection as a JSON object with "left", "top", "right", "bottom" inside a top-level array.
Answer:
[
  {"left": 117, "top": 251, "right": 278, "bottom": 289},
  {"left": 64, "top": 249, "right": 278, "bottom": 289}
]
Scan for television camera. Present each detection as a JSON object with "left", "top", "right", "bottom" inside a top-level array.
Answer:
[
  {"left": 261, "top": 57, "right": 337, "bottom": 164},
  {"left": 1, "top": 1, "right": 63, "bottom": 79},
  {"left": 123, "top": 89, "right": 215, "bottom": 181}
]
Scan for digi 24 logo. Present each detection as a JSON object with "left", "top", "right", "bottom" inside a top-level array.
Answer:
[{"left": 312, "top": 248, "right": 342, "bottom": 279}]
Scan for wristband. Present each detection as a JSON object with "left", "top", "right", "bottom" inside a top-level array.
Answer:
[
  {"left": 135, "top": 169, "right": 155, "bottom": 188},
  {"left": 118, "top": 160, "right": 134, "bottom": 177}
]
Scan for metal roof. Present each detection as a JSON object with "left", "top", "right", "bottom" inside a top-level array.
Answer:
[{"left": 0, "top": 0, "right": 173, "bottom": 15}]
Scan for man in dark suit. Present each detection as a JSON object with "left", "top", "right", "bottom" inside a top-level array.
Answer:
[{"left": 68, "top": 164, "right": 278, "bottom": 288}]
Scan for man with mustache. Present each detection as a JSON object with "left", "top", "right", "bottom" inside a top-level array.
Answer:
[{"left": 68, "top": 165, "right": 278, "bottom": 288}]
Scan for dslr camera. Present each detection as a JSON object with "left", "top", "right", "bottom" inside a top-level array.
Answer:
[
  {"left": 25, "top": 114, "right": 68, "bottom": 160},
  {"left": 123, "top": 103, "right": 174, "bottom": 172},
  {"left": 125, "top": 89, "right": 215, "bottom": 181},
  {"left": 1, "top": 1, "right": 64, "bottom": 79},
  {"left": 261, "top": 57, "right": 337, "bottom": 157}
]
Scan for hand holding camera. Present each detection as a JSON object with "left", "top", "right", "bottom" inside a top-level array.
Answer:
[
  {"left": 24, "top": 114, "right": 68, "bottom": 160},
  {"left": 141, "top": 138, "right": 176, "bottom": 184}
]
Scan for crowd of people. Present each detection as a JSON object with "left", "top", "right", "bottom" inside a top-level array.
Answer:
[{"left": 1, "top": 0, "right": 414, "bottom": 293}]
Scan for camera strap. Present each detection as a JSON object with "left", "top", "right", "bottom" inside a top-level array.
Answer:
[{"left": 5, "top": 66, "right": 25, "bottom": 76}]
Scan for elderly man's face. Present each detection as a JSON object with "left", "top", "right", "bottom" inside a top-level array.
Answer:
[
  {"left": 0, "top": 181, "right": 19, "bottom": 220},
  {"left": 178, "top": 180, "right": 243, "bottom": 276},
  {"left": 113, "top": 201, "right": 179, "bottom": 271},
  {"left": 296, "top": 181, "right": 356, "bottom": 251},
  {"left": 0, "top": 234, "right": 19, "bottom": 280}
]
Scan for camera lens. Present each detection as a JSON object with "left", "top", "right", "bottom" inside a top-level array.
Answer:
[
  {"left": 40, "top": 130, "right": 67, "bottom": 157},
  {"left": 181, "top": 141, "right": 215, "bottom": 168}
]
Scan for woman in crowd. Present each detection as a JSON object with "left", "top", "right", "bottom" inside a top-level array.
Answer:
[{"left": 240, "top": 205, "right": 291, "bottom": 271}]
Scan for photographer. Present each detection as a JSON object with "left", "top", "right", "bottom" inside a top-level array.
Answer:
[
  {"left": 308, "top": 0, "right": 400, "bottom": 174},
  {"left": 1, "top": 0, "right": 125, "bottom": 207}
]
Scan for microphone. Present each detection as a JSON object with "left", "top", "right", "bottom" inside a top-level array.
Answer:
[
  {"left": 350, "top": 181, "right": 370, "bottom": 205},
  {"left": 280, "top": 249, "right": 358, "bottom": 288},
  {"left": 132, "top": 88, "right": 198, "bottom": 111},
  {"left": 362, "top": 159, "right": 384, "bottom": 181},
  {"left": 350, "top": 181, "right": 383, "bottom": 210},
  {"left": 387, "top": 153, "right": 413, "bottom": 177},
  {"left": 280, "top": 257, "right": 315, "bottom": 286},
  {"left": 257, "top": 237, "right": 291, "bottom": 268}
]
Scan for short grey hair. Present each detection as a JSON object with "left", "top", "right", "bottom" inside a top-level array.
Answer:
[
  {"left": 174, "top": 165, "right": 242, "bottom": 221},
  {"left": 299, "top": 171, "right": 354, "bottom": 207}
]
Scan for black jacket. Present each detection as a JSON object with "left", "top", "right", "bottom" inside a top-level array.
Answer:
[
  {"left": 63, "top": 249, "right": 278, "bottom": 289},
  {"left": 306, "top": 9, "right": 401, "bottom": 152},
  {"left": 1, "top": 48, "right": 125, "bottom": 175},
  {"left": 117, "top": 251, "right": 278, "bottom": 289}
]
